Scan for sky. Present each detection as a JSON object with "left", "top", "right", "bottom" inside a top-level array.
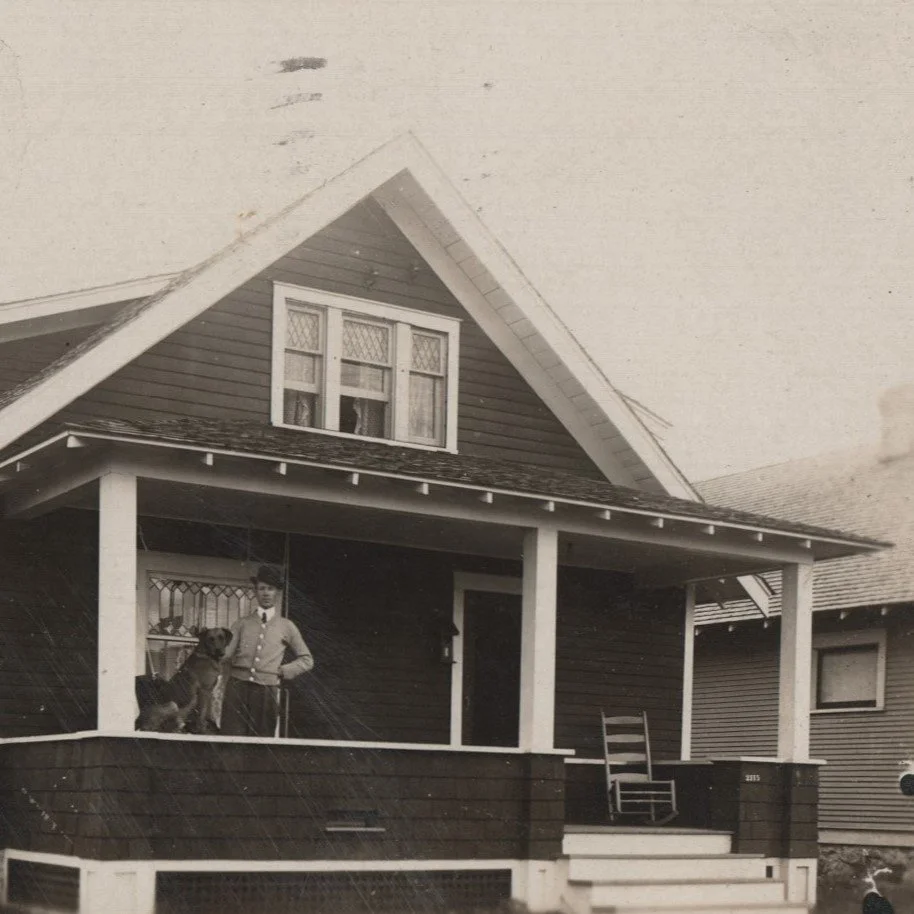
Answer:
[{"left": 1, "top": 1, "right": 913, "bottom": 481}]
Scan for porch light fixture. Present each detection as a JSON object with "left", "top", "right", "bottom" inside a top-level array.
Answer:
[{"left": 438, "top": 619, "right": 460, "bottom": 663}]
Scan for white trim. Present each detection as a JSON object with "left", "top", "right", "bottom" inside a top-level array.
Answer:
[
  {"left": 450, "top": 572, "right": 523, "bottom": 747},
  {"left": 778, "top": 563, "right": 814, "bottom": 761},
  {"left": 271, "top": 282, "right": 460, "bottom": 451},
  {"left": 0, "top": 131, "right": 687, "bottom": 494},
  {"left": 0, "top": 728, "right": 573, "bottom": 754},
  {"left": 149, "top": 858, "right": 525, "bottom": 873},
  {"left": 98, "top": 473, "right": 138, "bottom": 732},
  {"left": 373, "top": 157, "right": 697, "bottom": 498},
  {"left": 811, "top": 628, "right": 887, "bottom": 713},
  {"left": 0, "top": 850, "right": 543, "bottom": 914},
  {"left": 0, "top": 430, "right": 874, "bottom": 562},
  {"left": 274, "top": 283, "right": 462, "bottom": 334},
  {"left": 681, "top": 583, "right": 696, "bottom": 760},
  {"left": 373, "top": 184, "right": 639, "bottom": 487},
  {"left": 0, "top": 136, "right": 415, "bottom": 453},
  {"left": 519, "top": 527, "right": 558, "bottom": 752},
  {"left": 0, "top": 274, "right": 177, "bottom": 324},
  {"left": 820, "top": 829, "right": 914, "bottom": 847}
]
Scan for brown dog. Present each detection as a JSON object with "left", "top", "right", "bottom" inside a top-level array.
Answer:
[{"left": 136, "top": 627, "right": 233, "bottom": 733}]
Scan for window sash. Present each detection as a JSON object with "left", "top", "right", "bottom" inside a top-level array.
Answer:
[
  {"left": 272, "top": 284, "right": 458, "bottom": 449},
  {"left": 815, "top": 643, "right": 880, "bottom": 709}
]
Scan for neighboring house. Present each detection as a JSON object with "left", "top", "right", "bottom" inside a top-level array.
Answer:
[
  {"left": 692, "top": 386, "right": 914, "bottom": 856},
  {"left": 0, "top": 134, "right": 884, "bottom": 914}
]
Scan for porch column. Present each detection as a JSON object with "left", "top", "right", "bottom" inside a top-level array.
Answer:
[
  {"left": 519, "top": 526, "right": 558, "bottom": 752},
  {"left": 680, "top": 583, "right": 696, "bottom": 760},
  {"left": 778, "top": 562, "right": 814, "bottom": 761},
  {"left": 98, "top": 472, "right": 138, "bottom": 732}
]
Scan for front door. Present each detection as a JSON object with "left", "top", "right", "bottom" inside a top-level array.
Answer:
[{"left": 461, "top": 590, "right": 522, "bottom": 747}]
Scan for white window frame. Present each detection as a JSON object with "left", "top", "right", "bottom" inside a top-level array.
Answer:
[
  {"left": 811, "top": 629, "right": 886, "bottom": 714},
  {"left": 271, "top": 283, "right": 460, "bottom": 452}
]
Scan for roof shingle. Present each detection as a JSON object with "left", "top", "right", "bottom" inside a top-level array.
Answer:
[{"left": 695, "top": 446, "right": 914, "bottom": 624}]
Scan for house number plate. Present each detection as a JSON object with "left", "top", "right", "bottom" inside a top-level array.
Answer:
[{"left": 744, "top": 774, "right": 761, "bottom": 782}]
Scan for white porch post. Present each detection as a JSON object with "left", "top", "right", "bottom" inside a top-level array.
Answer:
[
  {"left": 680, "top": 583, "right": 696, "bottom": 760},
  {"left": 98, "top": 472, "right": 138, "bottom": 732},
  {"left": 518, "top": 526, "right": 558, "bottom": 752},
  {"left": 778, "top": 562, "right": 814, "bottom": 761}
]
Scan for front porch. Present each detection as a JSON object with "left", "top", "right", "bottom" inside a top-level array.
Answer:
[
  {"left": 0, "top": 734, "right": 818, "bottom": 913},
  {"left": 0, "top": 423, "right": 879, "bottom": 912}
]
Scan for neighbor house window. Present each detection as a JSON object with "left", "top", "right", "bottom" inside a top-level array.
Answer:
[
  {"left": 272, "top": 283, "right": 460, "bottom": 450},
  {"left": 812, "top": 630, "right": 886, "bottom": 712}
]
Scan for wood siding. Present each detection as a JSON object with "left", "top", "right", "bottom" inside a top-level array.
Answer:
[
  {"left": 691, "top": 627, "right": 779, "bottom": 758},
  {"left": 692, "top": 614, "right": 914, "bottom": 835},
  {"left": 44, "top": 201, "right": 604, "bottom": 477},
  {"left": 0, "top": 737, "right": 565, "bottom": 862},
  {"left": 555, "top": 573, "right": 684, "bottom": 760},
  {"left": 0, "top": 328, "right": 97, "bottom": 400},
  {"left": 0, "top": 510, "right": 98, "bottom": 737}
]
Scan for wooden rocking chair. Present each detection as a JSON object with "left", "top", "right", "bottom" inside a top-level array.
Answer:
[{"left": 601, "top": 710, "right": 677, "bottom": 825}]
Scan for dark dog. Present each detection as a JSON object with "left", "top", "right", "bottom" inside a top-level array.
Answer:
[{"left": 136, "top": 627, "right": 233, "bottom": 733}]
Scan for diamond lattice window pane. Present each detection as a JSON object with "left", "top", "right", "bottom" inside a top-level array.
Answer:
[
  {"left": 286, "top": 308, "right": 321, "bottom": 351},
  {"left": 342, "top": 319, "right": 389, "bottom": 363},
  {"left": 411, "top": 332, "right": 443, "bottom": 374}
]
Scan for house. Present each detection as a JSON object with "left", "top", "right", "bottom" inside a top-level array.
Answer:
[
  {"left": 0, "top": 133, "right": 885, "bottom": 914},
  {"left": 691, "top": 385, "right": 914, "bottom": 868}
]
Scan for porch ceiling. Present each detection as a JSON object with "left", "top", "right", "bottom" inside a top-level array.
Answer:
[{"left": 0, "top": 425, "right": 888, "bottom": 592}]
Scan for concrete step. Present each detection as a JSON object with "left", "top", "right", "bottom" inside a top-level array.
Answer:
[
  {"left": 590, "top": 878, "right": 786, "bottom": 908},
  {"left": 593, "top": 906, "right": 809, "bottom": 914},
  {"left": 563, "top": 828, "right": 732, "bottom": 858},
  {"left": 567, "top": 853, "right": 768, "bottom": 883}
]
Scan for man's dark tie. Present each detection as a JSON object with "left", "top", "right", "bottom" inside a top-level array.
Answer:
[{"left": 260, "top": 611, "right": 267, "bottom": 624}]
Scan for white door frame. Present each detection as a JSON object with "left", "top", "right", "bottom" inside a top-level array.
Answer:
[{"left": 450, "top": 571, "right": 522, "bottom": 746}]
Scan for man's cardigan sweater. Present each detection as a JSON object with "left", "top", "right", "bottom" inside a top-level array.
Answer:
[{"left": 226, "top": 612, "right": 314, "bottom": 686}]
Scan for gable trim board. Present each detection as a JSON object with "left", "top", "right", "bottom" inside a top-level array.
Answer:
[
  {"left": 0, "top": 133, "right": 681, "bottom": 497},
  {"left": 0, "top": 274, "right": 180, "bottom": 343}
]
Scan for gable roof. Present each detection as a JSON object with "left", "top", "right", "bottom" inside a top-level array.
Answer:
[
  {"left": 0, "top": 132, "right": 692, "bottom": 499},
  {"left": 694, "top": 446, "right": 913, "bottom": 625}
]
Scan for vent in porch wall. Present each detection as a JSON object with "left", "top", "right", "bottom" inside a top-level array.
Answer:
[
  {"left": 6, "top": 859, "right": 80, "bottom": 913},
  {"left": 156, "top": 869, "right": 512, "bottom": 914}
]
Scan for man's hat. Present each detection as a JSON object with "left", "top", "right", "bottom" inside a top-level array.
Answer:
[{"left": 250, "top": 564, "right": 285, "bottom": 589}]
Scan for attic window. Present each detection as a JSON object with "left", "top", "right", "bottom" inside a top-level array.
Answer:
[{"left": 272, "top": 283, "right": 459, "bottom": 450}]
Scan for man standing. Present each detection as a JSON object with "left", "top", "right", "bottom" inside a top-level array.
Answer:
[{"left": 221, "top": 564, "right": 314, "bottom": 737}]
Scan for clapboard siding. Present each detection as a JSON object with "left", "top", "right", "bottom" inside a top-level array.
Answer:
[
  {"left": 555, "top": 572, "right": 684, "bottom": 761},
  {"left": 53, "top": 200, "right": 604, "bottom": 478},
  {"left": 693, "top": 613, "right": 914, "bottom": 835},
  {"left": 0, "top": 737, "right": 565, "bottom": 862},
  {"left": 691, "top": 629, "right": 779, "bottom": 759},
  {"left": 0, "top": 328, "right": 97, "bottom": 397},
  {"left": 0, "top": 510, "right": 98, "bottom": 737}
]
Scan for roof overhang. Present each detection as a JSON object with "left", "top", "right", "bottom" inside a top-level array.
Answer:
[
  {"left": 0, "top": 430, "right": 886, "bottom": 594},
  {"left": 0, "top": 274, "right": 179, "bottom": 343}
]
